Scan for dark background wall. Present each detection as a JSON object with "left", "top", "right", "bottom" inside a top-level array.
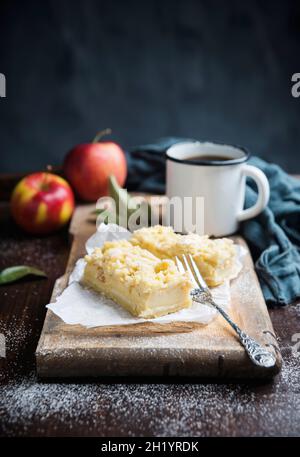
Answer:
[{"left": 0, "top": 0, "right": 300, "bottom": 174}]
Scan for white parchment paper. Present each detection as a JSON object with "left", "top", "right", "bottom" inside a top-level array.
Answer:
[{"left": 47, "top": 224, "right": 244, "bottom": 328}]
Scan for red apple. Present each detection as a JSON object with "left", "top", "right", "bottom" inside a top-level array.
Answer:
[
  {"left": 11, "top": 172, "right": 75, "bottom": 234},
  {"left": 63, "top": 128, "right": 127, "bottom": 201}
]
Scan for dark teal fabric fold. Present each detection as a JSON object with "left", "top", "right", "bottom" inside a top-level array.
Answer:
[
  {"left": 241, "top": 157, "right": 300, "bottom": 305},
  {"left": 126, "top": 138, "right": 300, "bottom": 306}
]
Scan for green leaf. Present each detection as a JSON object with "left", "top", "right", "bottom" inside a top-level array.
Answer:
[
  {"left": 0, "top": 266, "right": 47, "bottom": 285},
  {"left": 92, "top": 176, "right": 153, "bottom": 227},
  {"left": 108, "top": 175, "right": 151, "bottom": 227},
  {"left": 108, "top": 175, "right": 138, "bottom": 216}
]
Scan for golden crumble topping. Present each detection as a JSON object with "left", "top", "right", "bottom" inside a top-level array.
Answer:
[
  {"left": 131, "top": 225, "right": 238, "bottom": 287},
  {"left": 85, "top": 240, "right": 191, "bottom": 292}
]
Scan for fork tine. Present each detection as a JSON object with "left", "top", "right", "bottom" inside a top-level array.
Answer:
[
  {"left": 175, "top": 256, "right": 185, "bottom": 274},
  {"left": 187, "top": 254, "right": 208, "bottom": 290},
  {"left": 181, "top": 254, "right": 198, "bottom": 288},
  {"left": 176, "top": 255, "right": 197, "bottom": 287}
]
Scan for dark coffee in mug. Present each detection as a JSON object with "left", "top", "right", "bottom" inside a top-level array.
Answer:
[{"left": 186, "top": 155, "right": 234, "bottom": 162}]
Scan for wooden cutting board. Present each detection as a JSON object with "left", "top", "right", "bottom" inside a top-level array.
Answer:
[{"left": 36, "top": 204, "right": 282, "bottom": 379}]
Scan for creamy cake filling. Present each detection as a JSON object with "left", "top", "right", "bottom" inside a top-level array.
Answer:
[{"left": 83, "top": 240, "right": 192, "bottom": 319}]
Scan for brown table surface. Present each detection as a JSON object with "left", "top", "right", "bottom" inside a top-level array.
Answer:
[{"left": 0, "top": 175, "right": 300, "bottom": 437}]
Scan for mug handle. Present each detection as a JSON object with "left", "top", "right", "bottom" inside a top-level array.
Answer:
[{"left": 237, "top": 164, "right": 270, "bottom": 222}]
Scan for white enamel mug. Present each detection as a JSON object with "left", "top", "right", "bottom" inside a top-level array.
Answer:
[{"left": 166, "top": 141, "right": 270, "bottom": 237}]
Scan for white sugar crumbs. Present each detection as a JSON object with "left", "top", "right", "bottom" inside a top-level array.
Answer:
[
  {"left": 1, "top": 315, "right": 300, "bottom": 437},
  {"left": 1, "top": 354, "right": 300, "bottom": 437}
]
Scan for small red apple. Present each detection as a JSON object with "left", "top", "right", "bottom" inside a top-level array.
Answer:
[
  {"left": 11, "top": 172, "right": 75, "bottom": 234},
  {"left": 63, "top": 128, "right": 127, "bottom": 202}
]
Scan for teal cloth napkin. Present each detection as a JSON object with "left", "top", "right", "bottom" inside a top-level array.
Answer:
[
  {"left": 241, "top": 157, "right": 300, "bottom": 305},
  {"left": 126, "top": 138, "right": 300, "bottom": 306}
]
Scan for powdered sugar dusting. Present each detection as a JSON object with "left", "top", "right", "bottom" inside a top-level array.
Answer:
[
  {"left": 1, "top": 349, "right": 300, "bottom": 437},
  {"left": 1, "top": 310, "right": 299, "bottom": 436}
]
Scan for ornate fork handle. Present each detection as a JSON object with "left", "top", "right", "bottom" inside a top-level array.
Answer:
[{"left": 191, "top": 289, "right": 276, "bottom": 368}]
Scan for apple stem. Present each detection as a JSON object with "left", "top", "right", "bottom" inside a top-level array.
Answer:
[
  {"left": 41, "top": 165, "right": 53, "bottom": 190},
  {"left": 92, "top": 128, "right": 112, "bottom": 144}
]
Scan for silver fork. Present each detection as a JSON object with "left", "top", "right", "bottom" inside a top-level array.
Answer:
[{"left": 176, "top": 254, "right": 276, "bottom": 368}]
